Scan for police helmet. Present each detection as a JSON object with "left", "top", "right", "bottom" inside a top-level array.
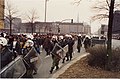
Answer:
[
  {"left": 0, "top": 37, "right": 8, "bottom": 46},
  {"left": 78, "top": 34, "right": 81, "bottom": 37},
  {"left": 26, "top": 34, "right": 34, "bottom": 39},
  {"left": 59, "top": 35, "right": 64, "bottom": 40},
  {"left": 26, "top": 39, "right": 34, "bottom": 47}
]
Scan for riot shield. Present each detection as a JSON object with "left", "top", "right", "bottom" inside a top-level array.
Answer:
[
  {"left": 0, "top": 56, "right": 26, "bottom": 78},
  {"left": 73, "top": 41, "right": 77, "bottom": 53},
  {"left": 51, "top": 43, "right": 67, "bottom": 59},
  {"left": 24, "top": 47, "right": 41, "bottom": 70}
]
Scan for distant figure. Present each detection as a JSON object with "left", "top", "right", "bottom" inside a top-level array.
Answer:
[
  {"left": 77, "top": 34, "right": 82, "bottom": 53},
  {"left": 83, "top": 36, "right": 91, "bottom": 52},
  {"left": 66, "top": 35, "right": 74, "bottom": 61}
]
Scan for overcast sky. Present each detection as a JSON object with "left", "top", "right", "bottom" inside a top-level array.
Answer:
[{"left": 5, "top": 0, "right": 120, "bottom": 33}]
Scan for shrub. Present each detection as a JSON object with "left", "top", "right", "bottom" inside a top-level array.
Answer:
[{"left": 87, "top": 45, "right": 120, "bottom": 72}]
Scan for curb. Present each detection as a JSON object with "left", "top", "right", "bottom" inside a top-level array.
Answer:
[{"left": 52, "top": 53, "right": 89, "bottom": 78}]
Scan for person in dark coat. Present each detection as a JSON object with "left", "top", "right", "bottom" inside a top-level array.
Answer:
[
  {"left": 0, "top": 37, "right": 13, "bottom": 69},
  {"left": 33, "top": 36, "right": 40, "bottom": 54},
  {"left": 66, "top": 35, "right": 74, "bottom": 61},
  {"left": 43, "top": 36, "right": 53, "bottom": 56},
  {"left": 83, "top": 36, "right": 91, "bottom": 52},
  {"left": 49, "top": 35, "right": 61, "bottom": 74},
  {"left": 77, "top": 34, "right": 82, "bottom": 53},
  {"left": 11, "top": 36, "right": 21, "bottom": 59}
]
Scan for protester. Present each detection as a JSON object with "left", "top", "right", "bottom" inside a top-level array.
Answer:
[
  {"left": 43, "top": 35, "right": 53, "bottom": 56},
  {"left": 11, "top": 36, "right": 21, "bottom": 58}
]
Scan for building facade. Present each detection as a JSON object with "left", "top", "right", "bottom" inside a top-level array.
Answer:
[
  {"left": 112, "top": 10, "right": 120, "bottom": 34},
  {"left": 0, "top": 0, "right": 4, "bottom": 29},
  {"left": 20, "top": 22, "right": 91, "bottom": 34},
  {"left": 4, "top": 17, "right": 22, "bottom": 33}
]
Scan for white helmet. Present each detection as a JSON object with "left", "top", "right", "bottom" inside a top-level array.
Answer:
[
  {"left": 25, "top": 39, "right": 34, "bottom": 47},
  {"left": 78, "top": 34, "right": 81, "bottom": 36},
  {"left": 68, "top": 35, "right": 72, "bottom": 38},
  {"left": 0, "top": 37, "right": 8, "bottom": 46},
  {"left": 52, "top": 35, "right": 57, "bottom": 40},
  {"left": 65, "top": 34, "right": 69, "bottom": 37},
  {"left": 86, "top": 35, "right": 91, "bottom": 39},
  {"left": 59, "top": 36, "right": 64, "bottom": 40},
  {"left": 26, "top": 34, "right": 34, "bottom": 39}
]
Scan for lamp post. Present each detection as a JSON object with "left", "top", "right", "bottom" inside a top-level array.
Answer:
[
  {"left": 44, "top": 0, "right": 48, "bottom": 22},
  {"left": 44, "top": 0, "right": 49, "bottom": 33}
]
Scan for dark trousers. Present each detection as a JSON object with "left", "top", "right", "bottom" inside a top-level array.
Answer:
[
  {"left": 66, "top": 51, "right": 73, "bottom": 61},
  {"left": 45, "top": 48, "right": 50, "bottom": 55}
]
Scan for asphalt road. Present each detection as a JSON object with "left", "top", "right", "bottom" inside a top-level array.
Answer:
[
  {"left": 33, "top": 39, "right": 120, "bottom": 78},
  {"left": 33, "top": 42, "right": 86, "bottom": 78}
]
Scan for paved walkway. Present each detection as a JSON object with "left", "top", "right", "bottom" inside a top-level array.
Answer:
[
  {"left": 34, "top": 42, "right": 89, "bottom": 78},
  {"left": 51, "top": 48, "right": 89, "bottom": 78}
]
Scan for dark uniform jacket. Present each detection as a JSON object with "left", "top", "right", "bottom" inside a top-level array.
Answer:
[
  {"left": 0, "top": 47, "right": 13, "bottom": 69},
  {"left": 68, "top": 38, "right": 74, "bottom": 53}
]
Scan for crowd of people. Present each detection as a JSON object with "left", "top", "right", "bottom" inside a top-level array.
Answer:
[{"left": 0, "top": 32, "right": 93, "bottom": 77}]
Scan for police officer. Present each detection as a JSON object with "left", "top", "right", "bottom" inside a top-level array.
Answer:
[
  {"left": 77, "top": 34, "right": 82, "bottom": 53},
  {"left": 23, "top": 35, "right": 37, "bottom": 77},
  {"left": 83, "top": 35, "right": 91, "bottom": 52},
  {"left": 0, "top": 37, "right": 13, "bottom": 69},
  {"left": 49, "top": 35, "right": 61, "bottom": 74},
  {"left": 66, "top": 35, "right": 74, "bottom": 61}
]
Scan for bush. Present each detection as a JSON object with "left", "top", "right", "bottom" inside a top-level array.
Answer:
[{"left": 87, "top": 45, "right": 120, "bottom": 72}]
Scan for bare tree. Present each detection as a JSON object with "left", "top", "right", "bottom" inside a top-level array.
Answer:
[
  {"left": 5, "top": 0, "right": 19, "bottom": 35},
  {"left": 106, "top": 0, "right": 115, "bottom": 70},
  {"left": 91, "top": 0, "right": 120, "bottom": 21},
  {"left": 25, "top": 9, "right": 39, "bottom": 34}
]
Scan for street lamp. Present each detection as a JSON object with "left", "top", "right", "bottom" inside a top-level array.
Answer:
[
  {"left": 44, "top": 0, "right": 48, "bottom": 22},
  {"left": 44, "top": 0, "right": 49, "bottom": 33}
]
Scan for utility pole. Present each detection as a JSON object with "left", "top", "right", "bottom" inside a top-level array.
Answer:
[
  {"left": 44, "top": 0, "right": 48, "bottom": 33},
  {"left": 44, "top": 0, "right": 47, "bottom": 22},
  {"left": 107, "top": 0, "right": 115, "bottom": 69}
]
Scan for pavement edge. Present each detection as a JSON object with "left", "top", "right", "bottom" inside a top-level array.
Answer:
[{"left": 51, "top": 53, "right": 89, "bottom": 78}]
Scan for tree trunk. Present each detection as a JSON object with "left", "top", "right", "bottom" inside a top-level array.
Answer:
[
  {"left": 10, "top": 19, "right": 12, "bottom": 35},
  {"left": 31, "top": 23, "right": 33, "bottom": 34},
  {"left": 107, "top": 0, "right": 115, "bottom": 70}
]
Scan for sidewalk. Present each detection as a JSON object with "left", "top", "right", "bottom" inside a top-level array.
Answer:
[{"left": 51, "top": 48, "right": 89, "bottom": 78}]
